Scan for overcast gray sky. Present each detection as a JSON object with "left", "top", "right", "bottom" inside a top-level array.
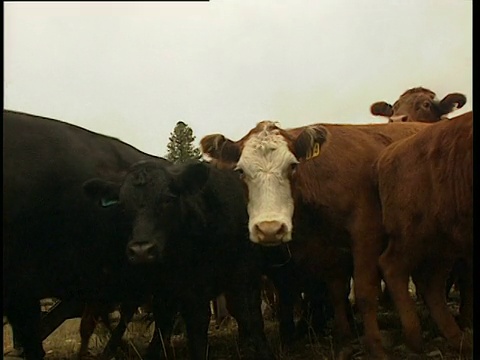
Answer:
[{"left": 4, "top": 1, "right": 472, "bottom": 157}]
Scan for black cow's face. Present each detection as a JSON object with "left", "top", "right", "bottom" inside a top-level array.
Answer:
[
  {"left": 83, "top": 160, "right": 210, "bottom": 265},
  {"left": 120, "top": 162, "right": 177, "bottom": 264}
]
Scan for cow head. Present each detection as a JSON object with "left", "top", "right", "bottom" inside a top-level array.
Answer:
[
  {"left": 83, "top": 160, "right": 210, "bottom": 264},
  {"left": 200, "top": 121, "right": 329, "bottom": 246},
  {"left": 370, "top": 87, "right": 466, "bottom": 123}
]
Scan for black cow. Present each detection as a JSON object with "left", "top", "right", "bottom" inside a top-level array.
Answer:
[
  {"left": 83, "top": 160, "right": 274, "bottom": 360},
  {"left": 3, "top": 109, "right": 167, "bottom": 359}
]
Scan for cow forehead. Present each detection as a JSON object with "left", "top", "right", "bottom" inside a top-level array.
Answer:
[
  {"left": 238, "top": 129, "right": 298, "bottom": 173},
  {"left": 121, "top": 166, "right": 171, "bottom": 199},
  {"left": 393, "top": 92, "right": 437, "bottom": 109}
]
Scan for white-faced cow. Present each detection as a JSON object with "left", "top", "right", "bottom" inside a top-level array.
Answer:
[
  {"left": 201, "top": 120, "right": 432, "bottom": 359},
  {"left": 83, "top": 160, "right": 274, "bottom": 360},
  {"left": 3, "top": 110, "right": 167, "bottom": 359},
  {"left": 370, "top": 87, "right": 467, "bottom": 123},
  {"left": 376, "top": 111, "right": 473, "bottom": 355}
]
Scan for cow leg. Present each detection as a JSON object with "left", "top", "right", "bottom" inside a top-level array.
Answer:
[
  {"left": 101, "top": 303, "right": 136, "bottom": 359},
  {"left": 325, "top": 273, "right": 353, "bottom": 359},
  {"left": 225, "top": 285, "right": 273, "bottom": 360},
  {"left": 226, "top": 259, "right": 274, "bottom": 360},
  {"left": 351, "top": 224, "right": 386, "bottom": 359},
  {"left": 414, "top": 260, "right": 472, "bottom": 354},
  {"left": 277, "top": 290, "right": 298, "bottom": 346},
  {"left": 295, "top": 278, "right": 334, "bottom": 338},
  {"left": 5, "top": 296, "right": 45, "bottom": 360},
  {"left": 145, "top": 296, "right": 178, "bottom": 360},
  {"left": 294, "top": 292, "right": 310, "bottom": 338},
  {"left": 180, "top": 298, "right": 212, "bottom": 360},
  {"left": 378, "top": 281, "right": 394, "bottom": 309},
  {"left": 379, "top": 239, "right": 423, "bottom": 353},
  {"left": 261, "top": 276, "right": 278, "bottom": 320},
  {"left": 455, "top": 259, "right": 473, "bottom": 329},
  {"left": 212, "top": 293, "right": 229, "bottom": 328},
  {"left": 264, "top": 267, "right": 299, "bottom": 347},
  {"left": 78, "top": 303, "right": 99, "bottom": 358}
]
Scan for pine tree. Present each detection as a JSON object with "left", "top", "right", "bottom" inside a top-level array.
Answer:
[{"left": 165, "top": 121, "right": 201, "bottom": 163}]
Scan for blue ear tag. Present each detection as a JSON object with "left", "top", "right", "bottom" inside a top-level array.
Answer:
[{"left": 101, "top": 198, "right": 119, "bottom": 207}]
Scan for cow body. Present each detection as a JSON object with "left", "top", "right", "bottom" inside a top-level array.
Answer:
[
  {"left": 84, "top": 160, "right": 274, "bottom": 360},
  {"left": 3, "top": 110, "right": 166, "bottom": 359},
  {"left": 376, "top": 111, "right": 473, "bottom": 354},
  {"left": 201, "top": 120, "right": 431, "bottom": 359}
]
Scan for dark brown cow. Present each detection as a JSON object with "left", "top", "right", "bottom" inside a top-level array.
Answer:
[
  {"left": 370, "top": 87, "right": 466, "bottom": 123},
  {"left": 376, "top": 111, "right": 473, "bottom": 355},
  {"left": 201, "top": 120, "right": 431, "bottom": 359}
]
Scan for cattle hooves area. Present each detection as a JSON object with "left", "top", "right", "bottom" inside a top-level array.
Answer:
[{"left": 3, "top": 290, "right": 472, "bottom": 360}]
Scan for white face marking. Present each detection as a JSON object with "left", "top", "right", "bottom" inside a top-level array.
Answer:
[{"left": 236, "top": 128, "right": 298, "bottom": 244}]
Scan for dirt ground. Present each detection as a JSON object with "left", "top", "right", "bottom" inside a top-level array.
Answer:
[{"left": 3, "top": 290, "right": 473, "bottom": 360}]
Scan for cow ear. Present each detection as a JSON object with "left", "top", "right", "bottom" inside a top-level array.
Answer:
[
  {"left": 438, "top": 93, "right": 467, "bottom": 115},
  {"left": 83, "top": 178, "right": 121, "bottom": 207},
  {"left": 370, "top": 101, "right": 393, "bottom": 117},
  {"left": 294, "top": 125, "right": 329, "bottom": 161},
  {"left": 200, "top": 134, "right": 241, "bottom": 163},
  {"left": 169, "top": 161, "right": 210, "bottom": 195}
]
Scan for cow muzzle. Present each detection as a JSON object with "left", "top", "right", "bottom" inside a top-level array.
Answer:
[
  {"left": 126, "top": 240, "right": 158, "bottom": 264},
  {"left": 389, "top": 115, "right": 408, "bottom": 123},
  {"left": 253, "top": 220, "right": 289, "bottom": 246}
]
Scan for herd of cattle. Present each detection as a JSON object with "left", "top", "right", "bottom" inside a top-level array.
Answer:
[{"left": 3, "top": 86, "right": 472, "bottom": 360}]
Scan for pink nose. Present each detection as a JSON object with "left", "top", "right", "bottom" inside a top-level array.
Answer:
[{"left": 254, "top": 221, "right": 288, "bottom": 245}]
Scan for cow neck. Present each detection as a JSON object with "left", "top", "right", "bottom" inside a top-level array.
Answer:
[{"left": 262, "top": 243, "right": 292, "bottom": 268}]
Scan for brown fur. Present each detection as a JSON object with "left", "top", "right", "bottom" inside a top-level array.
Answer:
[
  {"left": 376, "top": 111, "right": 473, "bottom": 354},
  {"left": 370, "top": 87, "right": 467, "bottom": 123},
  {"left": 201, "top": 121, "right": 431, "bottom": 358}
]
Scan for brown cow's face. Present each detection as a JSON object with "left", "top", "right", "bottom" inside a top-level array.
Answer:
[
  {"left": 235, "top": 124, "right": 299, "bottom": 245},
  {"left": 391, "top": 91, "right": 438, "bottom": 122},
  {"left": 370, "top": 87, "right": 466, "bottom": 123},
  {"left": 201, "top": 121, "right": 329, "bottom": 246}
]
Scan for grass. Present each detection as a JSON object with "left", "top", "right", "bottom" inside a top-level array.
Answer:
[{"left": 3, "top": 290, "right": 473, "bottom": 360}]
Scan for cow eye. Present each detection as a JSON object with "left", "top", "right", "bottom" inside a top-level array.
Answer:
[
  {"left": 161, "top": 193, "right": 177, "bottom": 205},
  {"left": 422, "top": 101, "right": 431, "bottom": 109},
  {"left": 290, "top": 163, "right": 298, "bottom": 175},
  {"left": 234, "top": 167, "right": 245, "bottom": 179}
]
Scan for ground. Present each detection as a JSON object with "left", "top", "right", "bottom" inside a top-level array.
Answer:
[{"left": 3, "top": 290, "right": 473, "bottom": 360}]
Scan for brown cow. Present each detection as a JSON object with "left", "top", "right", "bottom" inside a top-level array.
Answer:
[
  {"left": 201, "top": 120, "right": 431, "bottom": 359},
  {"left": 370, "top": 87, "right": 466, "bottom": 123},
  {"left": 371, "top": 87, "right": 468, "bottom": 308},
  {"left": 376, "top": 111, "right": 473, "bottom": 355}
]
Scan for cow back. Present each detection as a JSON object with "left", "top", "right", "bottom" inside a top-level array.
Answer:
[{"left": 290, "top": 122, "right": 431, "bottom": 212}]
